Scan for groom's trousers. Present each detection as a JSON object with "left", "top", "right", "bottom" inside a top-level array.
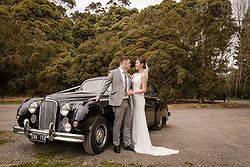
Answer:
[{"left": 112, "top": 99, "right": 132, "bottom": 147}]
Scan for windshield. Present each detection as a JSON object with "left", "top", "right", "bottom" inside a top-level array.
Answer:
[{"left": 78, "top": 79, "right": 111, "bottom": 93}]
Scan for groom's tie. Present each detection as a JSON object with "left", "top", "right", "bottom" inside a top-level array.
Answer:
[{"left": 123, "top": 71, "right": 128, "bottom": 96}]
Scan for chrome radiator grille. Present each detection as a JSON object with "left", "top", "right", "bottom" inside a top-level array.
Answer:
[{"left": 38, "top": 100, "right": 57, "bottom": 130}]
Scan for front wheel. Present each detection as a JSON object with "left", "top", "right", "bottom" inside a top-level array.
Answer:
[{"left": 83, "top": 117, "right": 110, "bottom": 155}]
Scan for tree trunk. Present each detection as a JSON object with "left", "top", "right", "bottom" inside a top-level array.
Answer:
[{"left": 242, "top": 75, "right": 250, "bottom": 99}]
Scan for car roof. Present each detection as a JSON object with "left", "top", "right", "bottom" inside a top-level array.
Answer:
[{"left": 85, "top": 77, "right": 107, "bottom": 82}]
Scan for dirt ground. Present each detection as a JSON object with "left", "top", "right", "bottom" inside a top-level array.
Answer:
[{"left": 0, "top": 102, "right": 250, "bottom": 167}]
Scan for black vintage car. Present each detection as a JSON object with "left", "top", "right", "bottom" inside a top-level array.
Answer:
[{"left": 13, "top": 77, "right": 170, "bottom": 155}]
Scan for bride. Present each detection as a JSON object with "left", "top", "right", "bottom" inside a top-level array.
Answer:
[{"left": 127, "top": 57, "right": 179, "bottom": 156}]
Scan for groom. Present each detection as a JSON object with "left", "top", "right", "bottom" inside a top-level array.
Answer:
[{"left": 96, "top": 56, "right": 134, "bottom": 153}]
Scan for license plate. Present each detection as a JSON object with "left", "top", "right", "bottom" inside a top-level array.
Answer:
[{"left": 31, "top": 133, "right": 47, "bottom": 143}]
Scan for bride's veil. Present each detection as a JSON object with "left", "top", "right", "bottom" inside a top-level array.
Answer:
[{"left": 144, "top": 63, "right": 149, "bottom": 80}]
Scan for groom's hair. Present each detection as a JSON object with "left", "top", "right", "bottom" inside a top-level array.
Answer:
[{"left": 119, "top": 56, "right": 130, "bottom": 64}]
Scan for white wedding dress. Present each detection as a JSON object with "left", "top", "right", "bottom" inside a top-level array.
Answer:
[{"left": 132, "top": 73, "right": 179, "bottom": 156}]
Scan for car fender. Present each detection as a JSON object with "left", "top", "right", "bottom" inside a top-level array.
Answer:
[{"left": 73, "top": 101, "right": 105, "bottom": 135}]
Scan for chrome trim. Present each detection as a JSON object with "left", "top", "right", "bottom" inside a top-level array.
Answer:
[
  {"left": 56, "top": 85, "right": 81, "bottom": 93},
  {"left": 39, "top": 98, "right": 58, "bottom": 130},
  {"left": 13, "top": 125, "right": 85, "bottom": 143}
]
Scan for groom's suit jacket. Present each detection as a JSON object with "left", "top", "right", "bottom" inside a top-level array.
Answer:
[{"left": 98, "top": 68, "right": 132, "bottom": 107}]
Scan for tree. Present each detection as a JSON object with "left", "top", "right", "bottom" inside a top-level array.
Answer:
[
  {"left": 240, "top": 6, "right": 250, "bottom": 98},
  {"left": 0, "top": 0, "right": 75, "bottom": 96},
  {"left": 0, "top": 0, "right": 240, "bottom": 101},
  {"left": 106, "top": 0, "right": 131, "bottom": 9},
  {"left": 85, "top": 2, "right": 106, "bottom": 15},
  {"left": 51, "top": 0, "right": 76, "bottom": 9},
  {"left": 232, "top": 0, "right": 249, "bottom": 98}
]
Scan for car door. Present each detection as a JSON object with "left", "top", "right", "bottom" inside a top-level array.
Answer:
[{"left": 145, "top": 82, "right": 158, "bottom": 126}]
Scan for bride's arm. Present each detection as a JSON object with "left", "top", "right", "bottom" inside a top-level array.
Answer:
[
  {"left": 131, "top": 74, "right": 147, "bottom": 94},
  {"left": 131, "top": 74, "right": 135, "bottom": 79}
]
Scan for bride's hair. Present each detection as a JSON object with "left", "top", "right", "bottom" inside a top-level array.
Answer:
[{"left": 136, "top": 57, "right": 147, "bottom": 69}]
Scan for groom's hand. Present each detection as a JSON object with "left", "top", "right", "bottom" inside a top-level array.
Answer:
[
  {"left": 95, "top": 95, "right": 100, "bottom": 102},
  {"left": 89, "top": 96, "right": 100, "bottom": 102}
]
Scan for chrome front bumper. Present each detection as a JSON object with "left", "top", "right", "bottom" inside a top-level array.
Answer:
[{"left": 13, "top": 124, "right": 85, "bottom": 143}]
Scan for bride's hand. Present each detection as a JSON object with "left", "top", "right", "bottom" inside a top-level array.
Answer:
[{"left": 127, "top": 90, "right": 133, "bottom": 96}]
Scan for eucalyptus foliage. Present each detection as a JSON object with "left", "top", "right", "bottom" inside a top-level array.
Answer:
[{"left": 1, "top": 0, "right": 246, "bottom": 101}]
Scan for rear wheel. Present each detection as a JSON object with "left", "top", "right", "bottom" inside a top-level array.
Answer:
[
  {"left": 83, "top": 117, "right": 110, "bottom": 155},
  {"left": 158, "top": 116, "right": 167, "bottom": 128}
]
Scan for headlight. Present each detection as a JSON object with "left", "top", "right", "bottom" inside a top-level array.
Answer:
[
  {"left": 31, "top": 114, "right": 37, "bottom": 123},
  {"left": 28, "top": 102, "right": 38, "bottom": 113},
  {"left": 60, "top": 103, "right": 71, "bottom": 116},
  {"left": 64, "top": 122, "right": 72, "bottom": 132}
]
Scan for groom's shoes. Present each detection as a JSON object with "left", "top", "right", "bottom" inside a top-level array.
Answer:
[
  {"left": 124, "top": 145, "right": 134, "bottom": 152},
  {"left": 114, "top": 145, "right": 120, "bottom": 153}
]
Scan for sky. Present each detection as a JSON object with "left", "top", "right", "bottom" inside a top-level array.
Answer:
[
  {"left": 72, "top": 0, "right": 163, "bottom": 12},
  {"left": 67, "top": 0, "right": 176, "bottom": 14},
  {"left": 68, "top": 0, "right": 238, "bottom": 15}
]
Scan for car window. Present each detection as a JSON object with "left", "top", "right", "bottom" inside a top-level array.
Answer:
[
  {"left": 79, "top": 80, "right": 103, "bottom": 93},
  {"left": 145, "top": 82, "right": 157, "bottom": 97},
  {"left": 79, "top": 79, "right": 111, "bottom": 93},
  {"left": 99, "top": 82, "right": 112, "bottom": 92}
]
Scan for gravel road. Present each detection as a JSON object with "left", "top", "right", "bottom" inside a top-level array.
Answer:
[{"left": 0, "top": 103, "right": 250, "bottom": 167}]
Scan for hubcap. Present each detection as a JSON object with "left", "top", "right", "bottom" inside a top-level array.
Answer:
[{"left": 95, "top": 124, "right": 107, "bottom": 148}]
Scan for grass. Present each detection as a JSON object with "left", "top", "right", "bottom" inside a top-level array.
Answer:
[
  {"left": 0, "top": 130, "right": 6, "bottom": 135},
  {"left": 0, "top": 130, "right": 11, "bottom": 145},
  {"left": 100, "top": 160, "right": 125, "bottom": 167},
  {"left": 35, "top": 150, "right": 58, "bottom": 162},
  {"left": 0, "top": 139, "right": 9, "bottom": 145},
  {"left": 11, "top": 160, "right": 132, "bottom": 167},
  {"left": 10, "top": 149, "right": 71, "bottom": 167},
  {"left": 0, "top": 97, "right": 27, "bottom": 104},
  {"left": 91, "top": 161, "right": 143, "bottom": 167},
  {"left": 0, "top": 100, "right": 23, "bottom": 104},
  {"left": 11, "top": 161, "right": 70, "bottom": 167},
  {"left": 10, "top": 158, "right": 144, "bottom": 167}
]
